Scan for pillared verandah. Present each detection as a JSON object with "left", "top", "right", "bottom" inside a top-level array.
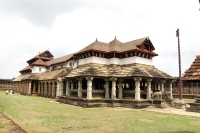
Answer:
[{"left": 12, "top": 36, "right": 174, "bottom": 108}]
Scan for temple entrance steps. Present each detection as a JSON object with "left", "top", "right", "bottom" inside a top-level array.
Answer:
[{"left": 56, "top": 96, "right": 164, "bottom": 109}]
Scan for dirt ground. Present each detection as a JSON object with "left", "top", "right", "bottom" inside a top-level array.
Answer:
[{"left": 0, "top": 112, "right": 27, "bottom": 133}]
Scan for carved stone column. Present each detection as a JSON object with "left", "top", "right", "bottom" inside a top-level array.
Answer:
[
  {"left": 28, "top": 81, "right": 31, "bottom": 95},
  {"left": 38, "top": 82, "right": 41, "bottom": 95},
  {"left": 49, "top": 82, "right": 51, "bottom": 97},
  {"left": 134, "top": 77, "right": 142, "bottom": 100},
  {"left": 33, "top": 81, "right": 36, "bottom": 93},
  {"left": 168, "top": 80, "right": 173, "bottom": 99},
  {"left": 66, "top": 79, "right": 70, "bottom": 97},
  {"left": 110, "top": 77, "right": 117, "bottom": 99},
  {"left": 40, "top": 82, "right": 43, "bottom": 96},
  {"left": 118, "top": 79, "right": 123, "bottom": 99},
  {"left": 71, "top": 80, "right": 73, "bottom": 90},
  {"left": 43, "top": 82, "right": 46, "bottom": 96},
  {"left": 104, "top": 78, "right": 109, "bottom": 99},
  {"left": 146, "top": 79, "right": 152, "bottom": 99},
  {"left": 161, "top": 80, "right": 165, "bottom": 92},
  {"left": 86, "top": 76, "right": 93, "bottom": 99},
  {"left": 52, "top": 82, "right": 55, "bottom": 98},
  {"left": 60, "top": 80, "right": 63, "bottom": 96},
  {"left": 157, "top": 81, "right": 160, "bottom": 91},
  {"left": 78, "top": 78, "right": 83, "bottom": 98},
  {"left": 56, "top": 81, "right": 60, "bottom": 97}
]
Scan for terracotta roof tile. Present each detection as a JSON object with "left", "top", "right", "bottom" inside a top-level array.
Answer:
[
  {"left": 183, "top": 55, "right": 200, "bottom": 80},
  {"left": 13, "top": 68, "right": 70, "bottom": 81},
  {"left": 65, "top": 63, "right": 173, "bottom": 79},
  {"left": 78, "top": 37, "right": 148, "bottom": 53},
  {"left": 19, "top": 66, "right": 31, "bottom": 72},
  {"left": 46, "top": 54, "right": 73, "bottom": 65},
  {"left": 31, "top": 59, "right": 47, "bottom": 66}
]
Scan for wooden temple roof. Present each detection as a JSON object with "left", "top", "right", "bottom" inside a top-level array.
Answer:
[
  {"left": 27, "top": 50, "right": 53, "bottom": 64},
  {"left": 15, "top": 63, "right": 173, "bottom": 81},
  {"left": 31, "top": 59, "right": 47, "bottom": 66},
  {"left": 65, "top": 63, "right": 173, "bottom": 79},
  {"left": 46, "top": 54, "right": 74, "bottom": 66},
  {"left": 78, "top": 37, "right": 151, "bottom": 53},
  {"left": 13, "top": 69, "right": 69, "bottom": 81},
  {"left": 19, "top": 66, "right": 31, "bottom": 72},
  {"left": 183, "top": 55, "right": 200, "bottom": 80}
]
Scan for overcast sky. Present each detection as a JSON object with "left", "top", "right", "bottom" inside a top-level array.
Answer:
[{"left": 0, "top": 0, "right": 200, "bottom": 79}]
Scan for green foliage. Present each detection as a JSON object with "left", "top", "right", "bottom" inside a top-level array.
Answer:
[{"left": 0, "top": 91, "right": 200, "bottom": 133}]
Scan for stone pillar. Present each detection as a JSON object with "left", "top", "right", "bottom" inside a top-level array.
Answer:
[
  {"left": 28, "top": 81, "right": 31, "bottom": 95},
  {"left": 168, "top": 80, "right": 173, "bottom": 99},
  {"left": 71, "top": 80, "right": 73, "bottom": 89},
  {"left": 38, "top": 82, "right": 41, "bottom": 95},
  {"left": 110, "top": 77, "right": 117, "bottom": 99},
  {"left": 104, "top": 78, "right": 109, "bottom": 99},
  {"left": 52, "top": 82, "right": 55, "bottom": 98},
  {"left": 66, "top": 80, "right": 70, "bottom": 97},
  {"left": 33, "top": 81, "right": 36, "bottom": 93},
  {"left": 56, "top": 81, "right": 60, "bottom": 97},
  {"left": 118, "top": 79, "right": 123, "bottom": 99},
  {"left": 59, "top": 79, "right": 63, "bottom": 96},
  {"left": 157, "top": 81, "right": 160, "bottom": 91},
  {"left": 161, "top": 80, "right": 165, "bottom": 92},
  {"left": 146, "top": 79, "right": 152, "bottom": 99},
  {"left": 43, "top": 82, "right": 46, "bottom": 96},
  {"left": 134, "top": 77, "right": 142, "bottom": 100},
  {"left": 86, "top": 76, "right": 93, "bottom": 99},
  {"left": 41, "top": 82, "right": 44, "bottom": 96},
  {"left": 78, "top": 78, "right": 83, "bottom": 98}
]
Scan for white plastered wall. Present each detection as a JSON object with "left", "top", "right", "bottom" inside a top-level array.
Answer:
[
  {"left": 31, "top": 66, "right": 47, "bottom": 73},
  {"left": 78, "top": 56, "right": 152, "bottom": 66}
]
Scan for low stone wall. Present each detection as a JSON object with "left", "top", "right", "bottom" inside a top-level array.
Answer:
[
  {"left": 173, "top": 94, "right": 195, "bottom": 99},
  {"left": 57, "top": 96, "right": 161, "bottom": 109},
  {"left": 186, "top": 95, "right": 200, "bottom": 113}
]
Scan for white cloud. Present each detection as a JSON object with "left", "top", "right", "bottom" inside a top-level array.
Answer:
[{"left": 0, "top": 0, "right": 200, "bottom": 78}]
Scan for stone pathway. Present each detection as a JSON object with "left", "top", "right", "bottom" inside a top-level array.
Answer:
[
  {"left": 139, "top": 106, "right": 200, "bottom": 117},
  {"left": 0, "top": 112, "right": 27, "bottom": 133}
]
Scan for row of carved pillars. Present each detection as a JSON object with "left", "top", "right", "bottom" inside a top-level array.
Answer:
[
  {"left": 12, "top": 80, "right": 37, "bottom": 95},
  {"left": 61, "top": 77, "right": 173, "bottom": 100},
  {"left": 0, "top": 81, "right": 12, "bottom": 90},
  {"left": 37, "top": 81, "right": 58, "bottom": 98},
  {"left": 172, "top": 81, "right": 200, "bottom": 94}
]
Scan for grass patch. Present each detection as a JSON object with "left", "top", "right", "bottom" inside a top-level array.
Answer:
[
  {"left": 0, "top": 121, "right": 4, "bottom": 128},
  {"left": 0, "top": 91, "right": 200, "bottom": 133}
]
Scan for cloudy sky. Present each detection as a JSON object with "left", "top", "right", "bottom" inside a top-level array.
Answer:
[{"left": 0, "top": 0, "right": 200, "bottom": 79}]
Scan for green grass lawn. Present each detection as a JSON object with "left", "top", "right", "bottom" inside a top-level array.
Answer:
[{"left": 0, "top": 91, "right": 200, "bottom": 133}]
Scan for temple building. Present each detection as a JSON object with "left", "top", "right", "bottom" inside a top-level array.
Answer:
[
  {"left": 0, "top": 79, "right": 12, "bottom": 90},
  {"left": 173, "top": 55, "right": 200, "bottom": 99},
  {"left": 12, "top": 37, "right": 174, "bottom": 108}
]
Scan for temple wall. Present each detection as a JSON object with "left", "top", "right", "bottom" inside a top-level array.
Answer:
[
  {"left": 172, "top": 80, "right": 200, "bottom": 98},
  {"left": 31, "top": 66, "right": 46, "bottom": 73},
  {"left": 78, "top": 56, "right": 152, "bottom": 66},
  {"left": 0, "top": 80, "right": 12, "bottom": 90}
]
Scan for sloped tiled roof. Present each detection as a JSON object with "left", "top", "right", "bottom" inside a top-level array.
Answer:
[
  {"left": 31, "top": 59, "right": 47, "bottom": 66},
  {"left": 183, "top": 55, "right": 200, "bottom": 80},
  {"left": 65, "top": 63, "right": 173, "bottom": 79},
  {"left": 78, "top": 37, "right": 148, "bottom": 53},
  {"left": 13, "top": 69, "right": 70, "bottom": 81},
  {"left": 27, "top": 50, "right": 53, "bottom": 62},
  {"left": 46, "top": 54, "right": 73, "bottom": 66},
  {"left": 19, "top": 66, "right": 31, "bottom": 72}
]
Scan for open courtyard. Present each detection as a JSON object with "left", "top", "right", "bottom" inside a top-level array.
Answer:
[{"left": 0, "top": 91, "right": 200, "bottom": 133}]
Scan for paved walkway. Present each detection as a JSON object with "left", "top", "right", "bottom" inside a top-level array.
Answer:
[{"left": 139, "top": 106, "right": 200, "bottom": 117}]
